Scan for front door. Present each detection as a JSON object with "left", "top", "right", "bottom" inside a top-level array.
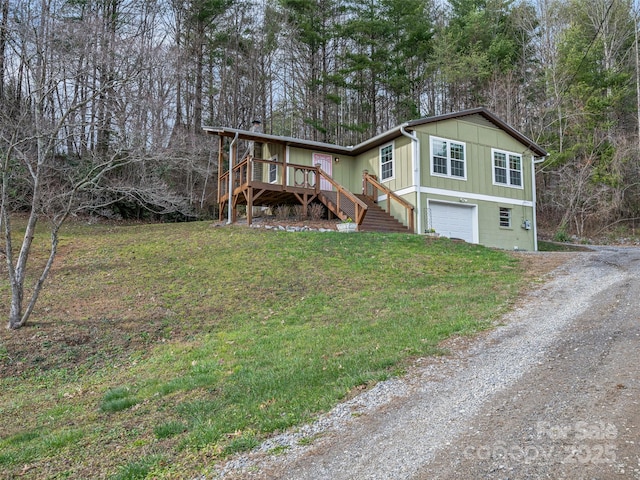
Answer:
[{"left": 313, "top": 153, "right": 333, "bottom": 190}]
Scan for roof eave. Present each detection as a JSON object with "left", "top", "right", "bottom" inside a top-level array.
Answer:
[
  {"left": 203, "top": 107, "right": 548, "bottom": 158},
  {"left": 406, "top": 107, "right": 548, "bottom": 157},
  {"left": 203, "top": 126, "right": 353, "bottom": 156}
]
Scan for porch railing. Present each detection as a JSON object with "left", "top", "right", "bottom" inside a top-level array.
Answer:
[
  {"left": 317, "top": 167, "right": 368, "bottom": 225},
  {"left": 362, "top": 171, "right": 415, "bottom": 232},
  {"left": 219, "top": 156, "right": 367, "bottom": 224},
  {"left": 219, "top": 156, "right": 298, "bottom": 201}
]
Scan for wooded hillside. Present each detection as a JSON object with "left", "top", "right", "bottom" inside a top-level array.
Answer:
[{"left": 1, "top": 0, "right": 639, "bottom": 235}]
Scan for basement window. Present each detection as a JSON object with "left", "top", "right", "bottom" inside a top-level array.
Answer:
[{"left": 499, "top": 207, "right": 512, "bottom": 228}]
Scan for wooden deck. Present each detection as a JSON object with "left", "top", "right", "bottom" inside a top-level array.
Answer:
[
  {"left": 219, "top": 156, "right": 367, "bottom": 226},
  {"left": 219, "top": 156, "right": 415, "bottom": 232}
]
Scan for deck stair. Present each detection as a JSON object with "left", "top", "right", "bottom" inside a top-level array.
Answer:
[
  {"left": 315, "top": 169, "right": 368, "bottom": 226},
  {"left": 355, "top": 195, "right": 412, "bottom": 233},
  {"left": 318, "top": 190, "right": 359, "bottom": 222}
]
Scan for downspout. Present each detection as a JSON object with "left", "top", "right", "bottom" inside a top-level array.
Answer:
[
  {"left": 400, "top": 125, "right": 421, "bottom": 234},
  {"left": 227, "top": 132, "right": 239, "bottom": 224},
  {"left": 531, "top": 154, "right": 547, "bottom": 251}
]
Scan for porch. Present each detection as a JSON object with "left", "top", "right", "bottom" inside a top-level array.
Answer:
[
  {"left": 218, "top": 156, "right": 365, "bottom": 225},
  {"left": 218, "top": 156, "right": 415, "bottom": 233},
  {"left": 207, "top": 125, "right": 414, "bottom": 231}
]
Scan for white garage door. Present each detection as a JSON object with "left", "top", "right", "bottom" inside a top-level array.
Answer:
[{"left": 429, "top": 201, "right": 476, "bottom": 243}]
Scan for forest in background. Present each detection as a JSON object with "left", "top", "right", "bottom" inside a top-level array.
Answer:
[{"left": 1, "top": 0, "right": 640, "bottom": 236}]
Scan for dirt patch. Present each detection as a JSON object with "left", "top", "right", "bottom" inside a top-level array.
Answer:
[
  {"left": 0, "top": 314, "right": 172, "bottom": 378},
  {"left": 512, "top": 250, "right": 579, "bottom": 283}
]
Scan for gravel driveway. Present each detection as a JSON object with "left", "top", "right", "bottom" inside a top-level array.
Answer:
[{"left": 216, "top": 247, "right": 640, "bottom": 479}]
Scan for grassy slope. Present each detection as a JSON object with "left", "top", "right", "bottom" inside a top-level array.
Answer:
[{"left": 0, "top": 222, "right": 526, "bottom": 479}]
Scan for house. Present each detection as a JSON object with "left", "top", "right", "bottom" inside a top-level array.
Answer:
[{"left": 204, "top": 107, "right": 547, "bottom": 251}]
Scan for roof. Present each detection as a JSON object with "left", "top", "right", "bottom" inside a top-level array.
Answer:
[
  {"left": 405, "top": 108, "right": 548, "bottom": 157},
  {"left": 203, "top": 107, "right": 548, "bottom": 158},
  {"left": 202, "top": 127, "right": 353, "bottom": 156}
]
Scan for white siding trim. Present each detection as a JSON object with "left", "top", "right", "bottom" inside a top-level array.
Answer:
[{"left": 388, "top": 186, "right": 534, "bottom": 208}]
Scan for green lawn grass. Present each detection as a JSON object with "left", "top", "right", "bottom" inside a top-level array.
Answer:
[{"left": 0, "top": 222, "right": 526, "bottom": 478}]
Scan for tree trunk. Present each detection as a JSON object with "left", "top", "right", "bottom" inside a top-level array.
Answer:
[
  {"left": 193, "top": 19, "right": 204, "bottom": 132},
  {"left": 0, "top": 0, "right": 8, "bottom": 101},
  {"left": 96, "top": 0, "right": 118, "bottom": 154},
  {"left": 636, "top": 12, "right": 640, "bottom": 152},
  {"left": 6, "top": 199, "right": 39, "bottom": 329}
]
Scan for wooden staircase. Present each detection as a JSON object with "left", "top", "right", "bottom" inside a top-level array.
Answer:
[
  {"left": 355, "top": 195, "right": 412, "bottom": 233},
  {"left": 318, "top": 190, "right": 360, "bottom": 222}
]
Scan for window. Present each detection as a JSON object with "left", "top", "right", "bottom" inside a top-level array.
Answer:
[
  {"left": 499, "top": 207, "right": 511, "bottom": 228},
  {"left": 493, "top": 149, "right": 522, "bottom": 188},
  {"left": 380, "top": 143, "right": 394, "bottom": 181},
  {"left": 269, "top": 155, "right": 278, "bottom": 183},
  {"left": 431, "top": 137, "right": 466, "bottom": 179}
]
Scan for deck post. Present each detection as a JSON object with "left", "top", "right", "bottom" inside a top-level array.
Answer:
[
  {"left": 362, "top": 169, "right": 368, "bottom": 195},
  {"left": 246, "top": 187, "right": 253, "bottom": 226},
  {"left": 228, "top": 132, "right": 238, "bottom": 224},
  {"left": 219, "top": 200, "right": 226, "bottom": 222},
  {"left": 217, "top": 136, "right": 224, "bottom": 204},
  {"left": 283, "top": 149, "right": 288, "bottom": 189}
]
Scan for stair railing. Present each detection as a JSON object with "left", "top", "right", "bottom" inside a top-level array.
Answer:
[
  {"left": 362, "top": 171, "right": 415, "bottom": 232},
  {"left": 317, "top": 166, "right": 368, "bottom": 225}
]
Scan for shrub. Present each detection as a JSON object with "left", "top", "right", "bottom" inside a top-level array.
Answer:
[
  {"left": 309, "top": 203, "right": 325, "bottom": 220},
  {"left": 553, "top": 225, "right": 571, "bottom": 243},
  {"left": 292, "top": 205, "right": 305, "bottom": 221},
  {"left": 274, "top": 205, "right": 290, "bottom": 220}
]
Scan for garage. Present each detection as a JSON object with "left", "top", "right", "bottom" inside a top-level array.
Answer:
[{"left": 428, "top": 201, "right": 477, "bottom": 243}]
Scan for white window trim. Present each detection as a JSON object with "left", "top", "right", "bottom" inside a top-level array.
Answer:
[
  {"left": 492, "top": 148, "right": 524, "bottom": 190},
  {"left": 379, "top": 141, "right": 395, "bottom": 182},
  {"left": 430, "top": 136, "right": 467, "bottom": 181},
  {"left": 268, "top": 155, "right": 278, "bottom": 184}
]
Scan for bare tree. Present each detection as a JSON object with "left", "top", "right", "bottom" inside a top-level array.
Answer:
[
  {"left": 0, "top": 0, "right": 7, "bottom": 101},
  {"left": 1, "top": 0, "right": 190, "bottom": 330}
]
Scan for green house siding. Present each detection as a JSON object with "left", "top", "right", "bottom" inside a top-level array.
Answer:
[
  {"left": 417, "top": 117, "right": 533, "bottom": 203},
  {"left": 330, "top": 155, "right": 354, "bottom": 190},
  {"left": 414, "top": 116, "right": 537, "bottom": 250},
  {"left": 287, "top": 147, "right": 313, "bottom": 166},
  {"left": 355, "top": 137, "right": 413, "bottom": 193},
  {"left": 478, "top": 201, "right": 535, "bottom": 251},
  {"left": 390, "top": 191, "right": 417, "bottom": 228},
  {"left": 206, "top": 108, "right": 544, "bottom": 250},
  {"left": 423, "top": 193, "right": 536, "bottom": 251},
  {"left": 384, "top": 137, "right": 413, "bottom": 191}
]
